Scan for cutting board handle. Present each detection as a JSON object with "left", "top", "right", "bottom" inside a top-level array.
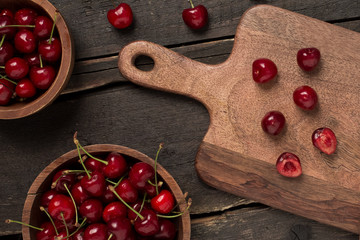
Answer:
[{"left": 118, "top": 40, "right": 219, "bottom": 104}]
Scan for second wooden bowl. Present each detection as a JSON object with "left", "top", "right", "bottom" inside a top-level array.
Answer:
[{"left": 22, "top": 144, "right": 191, "bottom": 240}]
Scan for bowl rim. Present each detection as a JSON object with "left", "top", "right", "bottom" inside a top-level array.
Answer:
[
  {"left": 0, "top": 0, "right": 75, "bottom": 119},
  {"left": 21, "top": 144, "right": 191, "bottom": 240}
]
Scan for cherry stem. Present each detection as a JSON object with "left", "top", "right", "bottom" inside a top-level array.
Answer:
[
  {"left": 154, "top": 143, "right": 163, "bottom": 195},
  {"left": 40, "top": 206, "right": 59, "bottom": 235},
  {"left": 64, "top": 183, "right": 79, "bottom": 227},
  {"left": 0, "top": 24, "right": 35, "bottom": 29},
  {"left": 5, "top": 219, "right": 43, "bottom": 231},
  {"left": 39, "top": 54, "right": 43, "bottom": 68},
  {"left": 74, "top": 134, "right": 91, "bottom": 178},
  {"left": 109, "top": 185, "right": 144, "bottom": 221},
  {"left": 188, "top": 0, "right": 195, "bottom": 8},
  {"left": 107, "top": 233, "right": 113, "bottom": 240},
  {"left": 106, "top": 178, "right": 117, "bottom": 185},
  {"left": 60, "top": 212, "right": 69, "bottom": 240},
  {"left": 48, "top": 12, "right": 57, "bottom": 44},
  {"left": 114, "top": 174, "right": 126, "bottom": 188},
  {"left": 157, "top": 198, "right": 192, "bottom": 219},
  {"left": 135, "top": 193, "right": 147, "bottom": 221},
  {"left": 0, "top": 66, "right": 4, "bottom": 69},
  {"left": 62, "top": 217, "right": 86, "bottom": 239},
  {"left": 0, "top": 34, "right": 5, "bottom": 48},
  {"left": 73, "top": 132, "right": 108, "bottom": 165},
  {"left": 0, "top": 74, "right": 17, "bottom": 85}
]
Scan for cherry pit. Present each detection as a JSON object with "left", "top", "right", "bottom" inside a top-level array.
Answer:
[
  {"left": 6, "top": 133, "right": 191, "bottom": 240},
  {"left": 0, "top": 7, "right": 62, "bottom": 105}
]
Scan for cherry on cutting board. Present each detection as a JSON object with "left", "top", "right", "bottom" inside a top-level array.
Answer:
[
  {"left": 182, "top": 0, "right": 208, "bottom": 30},
  {"left": 107, "top": 3, "right": 133, "bottom": 29},
  {"left": 297, "top": 47, "right": 321, "bottom": 71},
  {"left": 261, "top": 111, "right": 286, "bottom": 136},
  {"left": 312, "top": 127, "right": 337, "bottom": 155},
  {"left": 293, "top": 85, "right": 318, "bottom": 110},
  {"left": 276, "top": 152, "right": 302, "bottom": 178},
  {"left": 252, "top": 58, "right": 278, "bottom": 83}
]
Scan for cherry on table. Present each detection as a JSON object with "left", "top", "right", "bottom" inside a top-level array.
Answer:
[
  {"left": 107, "top": 217, "right": 135, "bottom": 240},
  {"left": 261, "top": 111, "right": 286, "bottom": 136},
  {"left": 83, "top": 223, "right": 109, "bottom": 240},
  {"left": 293, "top": 85, "right": 318, "bottom": 110},
  {"left": 129, "top": 162, "right": 155, "bottom": 190},
  {"left": 297, "top": 47, "right": 321, "bottom": 71},
  {"left": 102, "top": 152, "right": 128, "bottom": 179},
  {"left": 102, "top": 201, "right": 127, "bottom": 223},
  {"left": 38, "top": 37, "right": 62, "bottom": 62},
  {"left": 312, "top": 127, "right": 337, "bottom": 155},
  {"left": 151, "top": 189, "right": 175, "bottom": 214},
  {"left": 276, "top": 152, "right": 302, "bottom": 178},
  {"left": 182, "top": 0, "right": 208, "bottom": 30},
  {"left": 47, "top": 194, "right": 75, "bottom": 222},
  {"left": 79, "top": 198, "right": 103, "bottom": 223},
  {"left": 80, "top": 171, "right": 106, "bottom": 197},
  {"left": 153, "top": 219, "right": 176, "bottom": 240},
  {"left": 107, "top": 3, "right": 133, "bottom": 29},
  {"left": 14, "top": 29, "right": 37, "bottom": 53},
  {"left": 134, "top": 209, "right": 160, "bottom": 236},
  {"left": 252, "top": 58, "right": 278, "bottom": 83},
  {"left": 5, "top": 57, "right": 29, "bottom": 80}
]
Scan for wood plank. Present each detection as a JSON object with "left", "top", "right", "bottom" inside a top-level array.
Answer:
[{"left": 48, "top": 0, "right": 360, "bottom": 59}]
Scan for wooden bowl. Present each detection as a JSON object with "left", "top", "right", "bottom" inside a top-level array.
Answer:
[
  {"left": 22, "top": 144, "right": 191, "bottom": 240},
  {"left": 0, "top": 0, "right": 74, "bottom": 119}
]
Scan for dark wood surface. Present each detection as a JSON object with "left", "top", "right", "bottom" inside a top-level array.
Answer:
[{"left": 1, "top": 0, "right": 360, "bottom": 239}]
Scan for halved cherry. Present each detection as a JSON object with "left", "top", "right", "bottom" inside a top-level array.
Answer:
[
  {"left": 276, "top": 152, "right": 302, "bottom": 178},
  {"left": 312, "top": 127, "right": 337, "bottom": 155}
]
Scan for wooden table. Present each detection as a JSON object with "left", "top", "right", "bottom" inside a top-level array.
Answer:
[{"left": 1, "top": 0, "right": 359, "bottom": 239}]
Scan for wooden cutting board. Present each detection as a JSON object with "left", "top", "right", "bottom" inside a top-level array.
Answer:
[{"left": 118, "top": 5, "right": 360, "bottom": 234}]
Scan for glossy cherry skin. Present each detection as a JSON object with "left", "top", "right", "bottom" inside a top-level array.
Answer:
[
  {"left": 84, "top": 157, "right": 105, "bottom": 172},
  {"left": 0, "top": 41, "right": 14, "bottom": 65},
  {"left": 51, "top": 169, "right": 76, "bottom": 194},
  {"left": 127, "top": 199, "right": 150, "bottom": 221},
  {"left": 252, "top": 58, "right": 278, "bottom": 83},
  {"left": 38, "top": 37, "right": 62, "bottom": 62},
  {"left": 115, "top": 178, "right": 138, "bottom": 203},
  {"left": 261, "top": 111, "right": 286, "bottom": 136},
  {"left": 107, "top": 217, "right": 135, "bottom": 240},
  {"left": 30, "top": 65, "right": 56, "bottom": 90},
  {"left": 16, "top": 78, "right": 36, "bottom": 98},
  {"left": 103, "top": 152, "right": 128, "bottom": 179},
  {"left": 34, "top": 16, "right": 53, "bottom": 39},
  {"left": 151, "top": 190, "right": 175, "bottom": 214},
  {"left": 276, "top": 152, "right": 302, "bottom": 178},
  {"left": 80, "top": 171, "right": 106, "bottom": 197},
  {"left": 312, "top": 127, "right": 337, "bottom": 155},
  {"left": 0, "top": 16, "right": 16, "bottom": 38},
  {"left": 297, "top": 47, "right": 321, "bottom": 71},
  {"left": 83, "top": 223, "right": 109, "bottom": 240},
  {"left": 71, "top": 182, "right": 90, "bottom": 205},
  {"left": 54, "top": 217, "right": 77, "bottom": 233},
  {"left": 5, "top": 57, "right": 29, "bottom": 80},
  {"left": 182, "top": 5, "right": 208, "bottom": 30},
  {"left": 36, "top": 222, "right": 56, "bottom": 240},
  {"left": 48, "top": 194, "right": 75, "bottom": 222},
  {"left": 100, "top": 185, "right": 117, "bottom": 203},
  {"left": 0, "top": 9, "right": 14, "bottom": 19},
  {"left": 72, "top": 228, "right": 85, "bottom": 240},
  {"left": 24, "top": 53, "right": 40, "bottom": 67},
  {"left": 129, "top": 162, "right": 155, "bottom": 190},
  {"left": 134, "top": 209, "right": 160, "bottom": 236},
  {"left": 293, "top": 85, "right": 318, "bottom": 110},
  {"left": 107, "top": 3, "right": 133, "bottom": 29},
  {"left": 102, "top": 201, "right": 127, "bottom": 223},
  {"left": 79, "top": 198, "right": 103, "bottom": 223},
  {"left": 153, "top": 219, "right": 176, "bottom": 240},
  {"left": 14, "top": 29, "right": 37, "bottom": 54},
  {"left": 14, "top": 8, "right": 37, "bottom": 26},
  {"left": 143, "top": 182, "right": 158, "bottom": 198},
  {"left": 0, "top": 79, "right": 14, "bottom": 105},
  {"left": 40, "top": 190, "right": 58, "bottom": 208}
]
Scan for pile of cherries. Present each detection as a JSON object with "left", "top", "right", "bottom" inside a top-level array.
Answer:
[
  {"left": 0, "top": 7, "right": 61, "bottom": 105},
  {"left": 7, "top": 134, "right": 190, "bottom": 240},
  {"left": 252, "top": 48, "right": 337, "bottom": 178}
]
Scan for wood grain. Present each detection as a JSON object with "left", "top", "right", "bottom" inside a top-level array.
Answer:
[{"left": 118, "top": 5, "right": 360, "bottom": 233}]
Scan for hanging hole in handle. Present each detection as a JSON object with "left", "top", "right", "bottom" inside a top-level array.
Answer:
[{"left": 134, "top": 55, "right": 155, "bottom": 72}]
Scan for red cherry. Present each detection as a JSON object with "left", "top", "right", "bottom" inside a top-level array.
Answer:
[
  {"left": 79, "top": 199, "right": 103, "bottom": 223},
  {"left": 71, "top": 182, "right": 90, "bottom": 205},
  {"left": 100, "top": 185, "right": 117, "bottom": 203},
  {"left": 276, "top": 152, "right": 302, "bottom": 178},
  {"left": 48, "top": 194, "right": 75, "bottom": 222},
  {"left": 0, "top": 15, "right": 16, "bottom": 38},
  {"left": 114, "top": 178, "right": 138, "bottom": 203},
  {"left": 153, "top": 219, "right": 176, "bottom": 240},
  {"left": 5, "top": 57, "right": 29, "bottom": 80},
  {"left": 83, "top": 223, "right": 109, "bottom": 240},
  {"left": 24, "top": 52, "right": 40, "bottom": 67},
  {"left": 252, "top": 58, "right": 278, "bottom": 83},
  {"left": 35, "top": 222, "right": 56, "bottom": 240},
  {"left": 143, "top": 182, "right": 158, "bottom": 198},
  {"left": 107, "top": 3, "right": 133, "bottom": 29},
  {"left": 38, "top": 37, "right": 62, "bottom": 62},
  {"left": 0, "top": 9, "right": 14, "bottom": 19},
  {"left": 40, "top": 190, "right": 58, "bottom": 208},
  {"left": 0, "top": 79, "right": 14, "bottom": 105},
  {"left": 134, "top": 209, "right": 160, "bottom": 236},
  {"left": 29, "top": 64, "right": 56, "bottom": 90},
  {"left": 312, "top": 127, "right": 337, "bottom": 155},
  {"left": 107, "top": 217, "right": 135, "bottom": 240},
  {"left": 129, "top": 162, "right": 155, "bottom": 190},
  {"left": 102, "top": 152, "right": 128, "bottom": 179},
  {"left": 14, "top": 29, "right": 37, "bottom": 53},
  {"left": 151, "top": 190, "right": 175, "bottom": 214},
  {"left": 15, "top": 78, "right": 36, "bottom": 98},
  {"left": 51, "top": 169, "right": 76, "bottom": 194},
  {"left": 261, "top": 111, "right": 286, "bottom": 136},
  {"left": 80, "top": 171, "right": 106, "bottom": 197},
  {"left": 72, "top": 228, "right": 85, "bottom": 240},
  {"left": 0, "top": 41, "right": 14, "bottom": 65},
  {"left": 127, "top": 199, "right": 150, "bottom": 221},
  {"left": 34, "top": 16, "right": 53, "bottom": 39},
  {"left": 293, "top": 85, "right": 318, "bottom": 110},
  {"left": 53, "top": 231, "right": 68, "bottom": 240},
  {"left": 14, "top": 8, "right": 37, "bottom": 26},
  {"left": 102, "top": 201, "right": 127, "bottom": 223},
  {"left": 54, "top": 217, "right": 77, "bottom": 233},
  {"left": 182, "top": 1, "right": 208, "bottom": 30},
  {"left": 84, "top": 157, "right": 105, "bottom": 172},
  {"left": 297, "top": 47, "right": 321, "bottom": 71}
]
